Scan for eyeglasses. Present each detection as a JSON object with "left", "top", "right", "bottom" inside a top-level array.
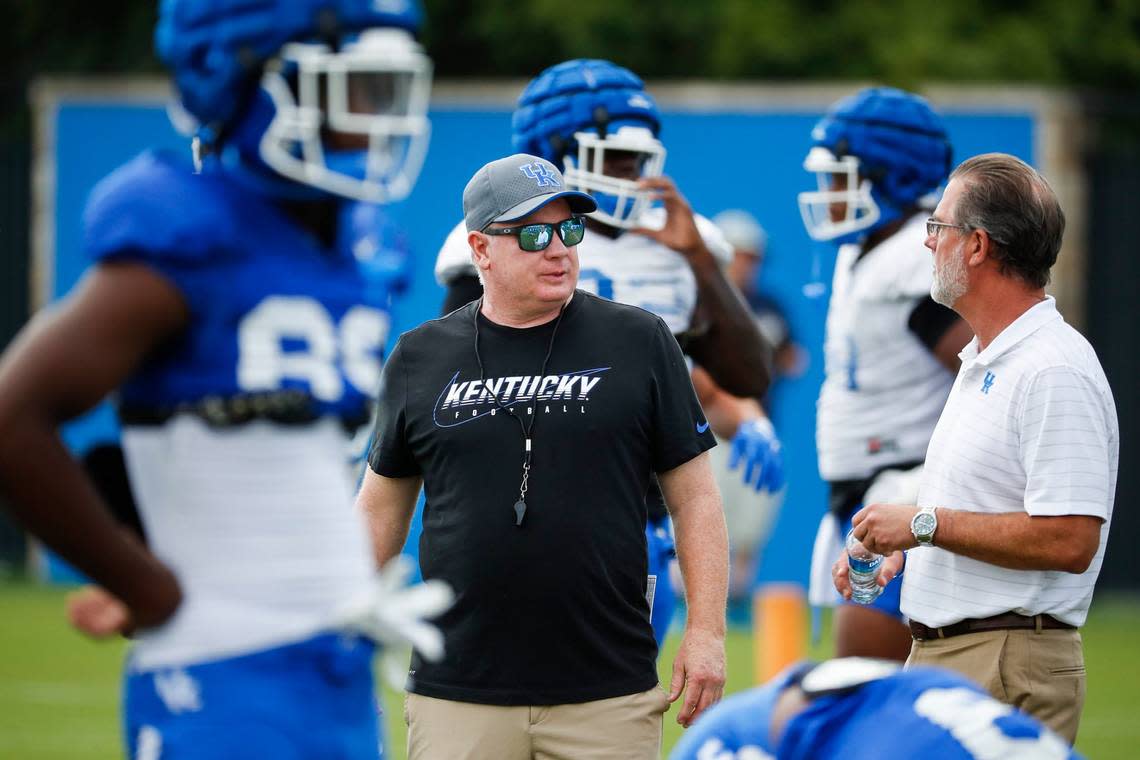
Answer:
[
  {"left": 482, "top": 216, "right": 586, "bottom": 252},
  {"left": 925, "top": 218, "right": 971, "bottom": 237}
]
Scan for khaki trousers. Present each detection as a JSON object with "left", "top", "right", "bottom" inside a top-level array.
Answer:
[
  {"left": 907, "top": 627, "right": 1085, "bottom": 743},
  {"left": 405, "top": 687, "right": 669, "bottom": 760}
]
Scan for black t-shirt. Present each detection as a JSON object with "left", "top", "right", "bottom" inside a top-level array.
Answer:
[{"left": 368, "top": 291, "right": 716, "bottom": 705}]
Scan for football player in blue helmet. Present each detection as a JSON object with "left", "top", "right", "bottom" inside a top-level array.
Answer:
[
  {"left": 0, "top": 1, "right": 450, "bottom": 758},
  {"left": 157, "top": 0, "right": 433, "bottom": 202},
  {"left": 798, "top": 88, "right": 973, "bottom": 663},
  {"left": 434, "top": 59, "right": 776, "bottom": 663},
  {"left": 670, "top": 657, "right": 1081, "bottom": 760}
]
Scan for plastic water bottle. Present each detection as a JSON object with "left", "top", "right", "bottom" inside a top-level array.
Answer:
[{"left": 846, "top": 530, "right": 883, "bottom": 604}]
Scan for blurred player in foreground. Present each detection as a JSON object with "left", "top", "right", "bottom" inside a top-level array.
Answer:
[
  {"left": 670, "top": 657, "right": 1081, "bottom": 759},
  {"left": 0, "top": 1, "right": 450, "bottom": 757},
  {"left": 434, "top": 59, "right": 775, "bottom": 647},
  {"left": 799, "top": 87, "right": 972, "bottom": 661}
]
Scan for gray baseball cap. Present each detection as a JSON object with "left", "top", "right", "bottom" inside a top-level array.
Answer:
[{"left": 463, "top": 153, "right": 597, "bottom": 232}]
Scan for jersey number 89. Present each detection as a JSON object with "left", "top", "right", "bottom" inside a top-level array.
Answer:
[{"left": 237, "top": 296, "right": 388, "bottom": 401}]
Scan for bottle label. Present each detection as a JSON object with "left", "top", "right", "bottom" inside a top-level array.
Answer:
[{"left": 849, "top": 555, "right": 882, "bottom": 575}]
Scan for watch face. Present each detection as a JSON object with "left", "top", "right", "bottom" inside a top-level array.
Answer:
[{"left": 913, "top": 512, "right": 937, "bottom": 536}]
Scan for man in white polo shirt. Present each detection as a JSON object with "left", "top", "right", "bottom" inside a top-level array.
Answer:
[{"left": 832, "top": 152, "right": 1118, "bottom": 744}]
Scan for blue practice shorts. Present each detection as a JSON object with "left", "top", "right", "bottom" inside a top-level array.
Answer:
[
  {"left": 124, "top": 633, "right": 380, "bottom": 760},
  {"left": 841, "top": 514, "right": 905, "bottom": 622},
  {"left": 646, "top": 516, "right": 677, "bottom": 648}
]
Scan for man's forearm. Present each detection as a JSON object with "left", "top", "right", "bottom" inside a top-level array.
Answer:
[
  {"left": 674, "top": 503, "right": 729, "bottom": 635},
  {"left": 660, "top": 454, "right": 729, "bottom": 635},
  {"left": 934, "top": 508, "right": 1101, "bottom": 574}
]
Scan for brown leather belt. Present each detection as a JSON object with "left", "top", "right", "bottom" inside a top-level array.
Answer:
[{"left": 909, "top": 612, "right": 1076, "bottom": 641}]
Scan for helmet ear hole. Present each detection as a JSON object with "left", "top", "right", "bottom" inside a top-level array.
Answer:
[
  {"left": 592, "top": 106, "right": 610, "bottom": 138},
  {"left": 865, "top": 165, "right": 887, "bottom": 185},
  {"left": 548, "top": 133, "right": 567, "bottom": 158}
]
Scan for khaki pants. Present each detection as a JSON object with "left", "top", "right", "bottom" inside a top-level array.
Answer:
[
  {"left": 405, "top": 687, "right": 669, "bottom": 760},
  {"left": 907, "top": 627, "right": 1085, "bottom": 743}
]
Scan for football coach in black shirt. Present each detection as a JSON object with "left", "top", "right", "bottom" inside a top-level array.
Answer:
[{"left": 358, "top": 153, "right": 730, "bottom": 759}]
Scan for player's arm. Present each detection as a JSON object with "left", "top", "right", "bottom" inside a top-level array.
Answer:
[
  {"left": 0, "top": 261, "right": 188, "bottom": 629},
  {"left": 659, "top": 451, "right": 728, "bottom": 727},
  {"left": 907, "top": 295, "right": 973, "bottom": 373},
  {"left": 356, "top": 468, "right": 422, "bottom": 567},
  {"left": 632, "top": 177, "right": 771, "bottom": 398}
]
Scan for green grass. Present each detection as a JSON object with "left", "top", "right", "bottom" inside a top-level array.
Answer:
[{"left": 2, "top": 582, "right": 1138, "bottom": 758}]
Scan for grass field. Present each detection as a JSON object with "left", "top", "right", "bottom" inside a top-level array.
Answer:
[{"left": 2, "top": 582, "right": 1138, "bottom": 758}]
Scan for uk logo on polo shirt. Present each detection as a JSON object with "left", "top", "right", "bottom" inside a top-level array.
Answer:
[{"left": 981, "top": 371, "right": 996, "bottom": 395}]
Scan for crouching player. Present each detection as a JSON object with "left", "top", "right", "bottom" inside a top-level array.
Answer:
[{"left": 671, "top": 657, "right": 1081, "bottom": 759}]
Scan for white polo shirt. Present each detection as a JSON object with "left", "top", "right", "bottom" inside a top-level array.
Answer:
[{"left": 901, "top": 297, "right": 1118, "bottom": 628}]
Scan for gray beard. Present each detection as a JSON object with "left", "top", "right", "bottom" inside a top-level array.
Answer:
[{"left": 931, "top": 249, "right": 968, "bottom": 307}]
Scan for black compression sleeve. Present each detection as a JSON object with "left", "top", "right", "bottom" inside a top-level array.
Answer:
[
  {"left": 441, "top": 275, "right": 484, "bottom": 316},
  {"left": 907, "top": 295, "right": 961, "bottom": 351}
]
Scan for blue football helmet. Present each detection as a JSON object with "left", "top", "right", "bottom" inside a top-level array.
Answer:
[
  {"left": 156, "top": 0, "right": 433, "bottom": 203},
  {"left": 512, "top": 59, "right": 666, "bottom": 229},
  {"left": 798, "top": 87, "right": 952, "bottom": 244}
]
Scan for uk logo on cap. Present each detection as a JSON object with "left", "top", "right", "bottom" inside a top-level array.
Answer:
[{"left": 520, "top": 162, "right": 560, "bottom": 188}]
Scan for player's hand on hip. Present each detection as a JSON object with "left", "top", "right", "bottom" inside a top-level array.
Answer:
[
  {"left": 67, "top": 585, "right": 134, "bottom": 638},
  {"left": 668, "top": 626, "right": 726, "bottom": 728},
  {"left": 728, "top": 417, "right": 784, "bottom": 495},
  {"left": 629, "top": 176, "right": 704, "bottom": 256},
  {"left": 852, "top": 503, "right": 921, "bottom": 554}
]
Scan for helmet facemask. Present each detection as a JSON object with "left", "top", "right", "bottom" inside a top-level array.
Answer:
[
  {"left": 259, "top": 28, "right": 432, "bottom": 203},
  {"left": 797, "top": 146, "right": 881, "bottom": 242},
  {"left": 563, "top": 125, "right": 666, "bottom": 229}
]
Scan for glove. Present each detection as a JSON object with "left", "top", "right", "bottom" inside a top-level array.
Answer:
[
  {"left": 334, "top": 555, "right": 454, "bottom": 663},
  {"left": 728, "top": 417, "right": 785, "bottom": 494}
]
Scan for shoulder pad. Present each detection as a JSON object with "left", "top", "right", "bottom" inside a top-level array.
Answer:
[
  {"left": 83, "top": 149, "right": 241, "bottom": 265},
  {"left": 434, "top": 220, "right": 477, "bottom": 285}
]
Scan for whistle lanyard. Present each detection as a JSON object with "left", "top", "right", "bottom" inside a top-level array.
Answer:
[{"left": 472, "top": 298, "right": 566, "bottom": 526}]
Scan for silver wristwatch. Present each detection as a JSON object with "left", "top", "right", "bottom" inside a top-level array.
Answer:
[{"left": 910, "top": 506, "right": 938, "bottom": 547}]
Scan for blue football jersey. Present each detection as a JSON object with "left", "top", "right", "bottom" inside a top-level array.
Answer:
[
  {"left": 671, "top": 663, "right": 1079, "bottom": 760},
  {"left": 83, "top": 149, "right": 405, "bottom": 424}
]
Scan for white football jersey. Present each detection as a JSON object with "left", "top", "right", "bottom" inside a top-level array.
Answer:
[
  {"left": 434, "top": 209, "right": 732, "bottom": 336},
  {"left": 122, "top": 416, "right": 374, "bottom": 669},
  {"left": 816, "top": 215, "right": 955, "bottom": 481}
]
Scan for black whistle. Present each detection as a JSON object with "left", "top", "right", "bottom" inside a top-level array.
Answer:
[{"left": 513, "top": 500, "right": 526, "bottom": 526}]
